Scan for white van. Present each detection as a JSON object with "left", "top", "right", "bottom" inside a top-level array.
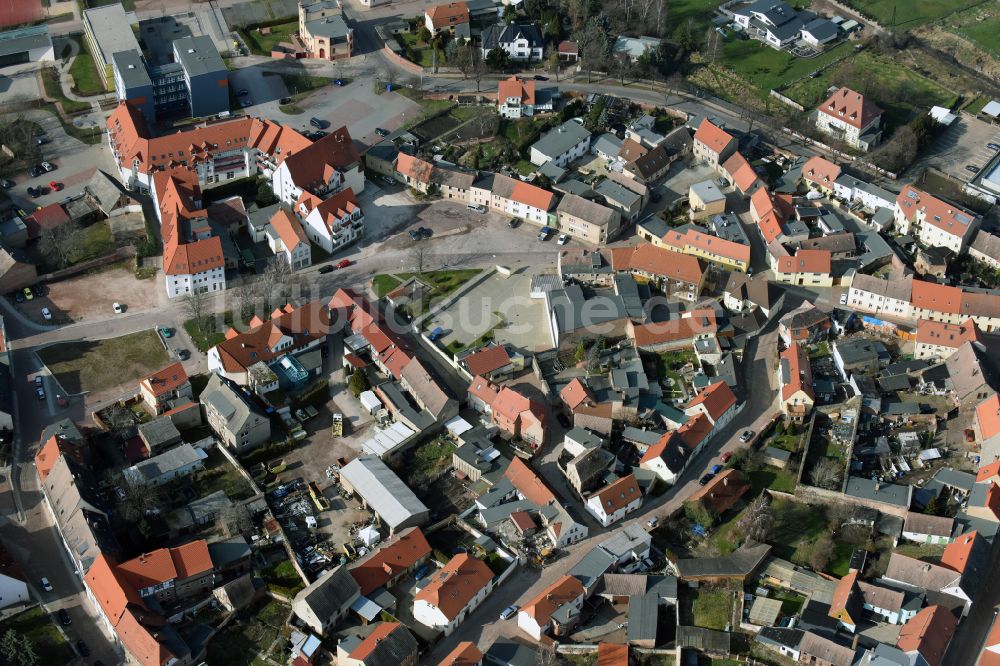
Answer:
[{"left": 467, "top": 203, "right": 486, "bottom": 213}]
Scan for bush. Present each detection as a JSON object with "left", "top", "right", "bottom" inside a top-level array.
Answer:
[
  {"left": 294, "top": 378, "right": 330, "bottom": 408},
  {"left": 348, "top": 371, "right": 370, "bottom": 398},
  {"left": 241, "top": 440, "right": 296, "bottom": 467}
]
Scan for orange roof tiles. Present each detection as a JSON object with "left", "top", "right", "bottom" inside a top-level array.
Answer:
[
  {"left": 597, "top": 643, "right": 629, "bottom": 666},
  {"left": 687, "top": 381, "right": 736, "bottom": 423},
  {"left": 591, "top": 474, "right": 640, "bottom": 514},
  {"left": 910, "top": 280, "right": 963, "bottom": 314},
  {"left": 116, "top": 541, "right": 212, "bottom": 591},
  {"left": 801, "top": 156, "right": 842, "bottom": 188},
  {"left": 84, "top": 554, "right": 147, "bottom": 626},
  {"left": 269, "top": 208, "right": 308, "bottom": 251},
  {"left": 977, "top": 459, "right": 1000, "bottom": 482},
  {"left": 940, "top": 531, "right": 978, "bottom": 573},
  {"left": 281, "top": 125, "right": 359, "bottom": 193},
  {"left": 561, "top": 377, "right": 594, "bottom": 411},
  {"left": 630, "top": 310, "right": 718, "bottom": 348},
  {"left": 497, "top": 76, "right": 535, "bottom": 106},
  {"left": 780, "top": 342, "right": 814, "bottom": 402},
  {"left": 441, "top": 642, "right": 484, "bottom": 666},
  {"left": 897, "top": 184, "right": 978, "bottom": 238},
  {"left": 829, "top": 570, "right": 859, "bottom": 618},
  {"left": 661, "top": 228, "right": 750, "bottom": 266},
  {"left": 350, "top": 527, "right": 432, "bottom": 595},
  {"left": 493, "top": 386, "right": 545, "bottom": 428},
  {"left": 678, "top": 413, "right": 713, "bottom": 450},
  {"left": 170, "top": 540, "right": 212, "bottom": 579},
  {"left": 505, "top": 457, "right": 556, "bottom": 505},
  {"left": 425, "top": 1, "right": 469, "bottom": 27},
  {"left": 818, "top": 87, "right": 883, "bottom": 130},
  {"left": 896, "top": 605, "right": 958, "bottom": 666},
  {"left": 468, "top": 375, "right": 500, "bottom": 405},
  {"left": 212, "top": 300, "right": 332, "bottom": 373},
  {"left": 140, "top": 362, "right": 189, "bottom": 399},
  {"left": 116, "top": 608, "right": 175, "bottom": 666},
  {"left": 413, "top": 553, "right": 494, "bottom": 620},
  {"left": 722, "top": 152, "right": 758, "bottom": 193},
  {"left": 613, "top": 243, "right": 705, "bottom": 286},
  {"left": 916, "top": 318, "right": 980, "bottom": 349},
  {"left": 350, "top": 622, "right": 403, "bottom": 659},
  {"left": 35, "top": 435, "right": 72, "bottom": 482},
  {"left": 395, "top": 153, "right": 435, "bottom": 185},
  {"left": 686, "top": 468, "right": 749, "bottom": 514},
  {"left": 464, "top": 345, "right": 511, "bottom": 376},
  {"left": 521, "top": 575, "right": 584, "bottom": 625},
  {"left": 693, "top": 118, "right": 734, "bottom": 156},
  {"left": 509, "top": 179, "right": 556, "bottom": 211},
  {"left": 777, "top": 249, "right": 831, "bottom": 276}
]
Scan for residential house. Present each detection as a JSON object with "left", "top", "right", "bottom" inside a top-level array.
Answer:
[
  {"left": 139, "top": 362, "right": 192, "bottom": 415},
  {"left": 778, "top": 303, "right": 831, "bottom": 344},
  {"left": 298, "top": 0, "right": 353, "bottom": 59},
  {"left": 969, "top": 230, "right": 1000, "bottom": 271},
  {"left": 895, "top": 605, "right": 958, "bottom": 666},
  {"left": 556, "top": 194, "right": 621, "bottom": 245},
  {"left": 481, "top": 21, "right": 543, "bottom": 61},
  {"left": 530, "top": 120, "right": 591, "bottom": 167},
  {"left": 496, "top": 76, "right": 536, "bottom": 118},
  {"left": 684, "top": 381, "right": 738, "bottom": 435},
  {"left": 659, "top": 226, "right": 750, "bottom": 273},
  {"left": 801, "top": 156, "right": 842, "bottom": 195},
  {"left": 914, "top": 319, "right": 981, "bottom": 361},
  {"left": 400, "top": 358, "right": 458, "bottom": 422},
  {"left": 815, "top": 87, "right": 883, "bottom": 151},
  {"left": 721, "top": 151, "right": 761, "bottom": 195},
  {"left": 833, "top": 338, "right": 890, "bottom": 378},
  {"left": 732, "top": 0, "right": 838, "bottom": 49},
  {"left": 338, "top": 622, "right": 418, "bottom": 666},
  {"left": 902, "top": 511, "right": 955, "bottom": 545},
  {"left": 773, "top": 249, "right": 833, "bottom": 288},
  {"left": 297, "top": 187, "right": 363, "bottom": 256},
  {"left": 558, "top": 40, "right": 578, "bottom": 61},
  {"left": 639, "top": 432, "right": 688, "bottom": 485},
  {"left": 977, "top": 396, "right": 1000, "bottom": 465},
  {"left": 116, "top": 541, "right": 215, "bottom": 605},
  {"left": 349, "top": 527, "right": 432, "bottom": 595},
  {"left": 686, "top": 469, "right": 749, "bottom": 518},
  {"left": 692, "top": 118, "right": 736, "bottom": 168},
  {"left": 124, "top": 443, "right": 205, "bottom": 486},
  {"left": 292, "top": 565, "right": 361, "bottom": 634},
  {"left": 595, "top": 178, "right": 644, "bottom": 223},
  {"left": 585, "top": 474, "right": 642, "bottom": 527},
  {"left": 200, "top": 374, "right": 272, "bottom": 452},
  {"left": 491, "top": 386, "right": 548, "bottom": 449},
  {"left": 267, "top": 208, "right": 312, "bottom": 270},
  {"left": 779, "top": 342, "right": 815, "bottom": 422},
  {"left": 424, "top": 1, "right": 470, "bottom": 36},
  {"left": 894, "top": 184, "right": 980, "bottom": 253},
  {"left": 471, "top": 172, "right": 556, "bottom": 226},
  {"left": 413, "top": 553, "right": 495, "bottom": 635},
  {"left": 565, "top": 446, "right": 614, "bottom": 494},
  {"left": 689, "top": 180, "right": 726, "bottom": 221},
  {"left": 461, "top": 344, "right": 516, "bottom": 381},
  {"left": 441, "top": 642, "right": 484, "bottom": 666},
  {"left": 607, "top": 242, "right": 707, "bottom": 297},
  {"left": 623, "top": 144, "right": 672, "bottom": 184},
  {"left": 517, "top": 575, "right": 585, "bottom": 640}
]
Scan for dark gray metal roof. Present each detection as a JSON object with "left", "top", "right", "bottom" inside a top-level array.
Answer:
[
  {"left": 627, "top": 591, "right": 659, "bottom": 642},
  {"left": 294, "top": 566, "right": 360, "bottom": 629},
  {"left": 174, "top": 35, "right": 226, "bottom": 77},
  {"left": 0, "top": 24, "right": 51, "bottom": 58}
]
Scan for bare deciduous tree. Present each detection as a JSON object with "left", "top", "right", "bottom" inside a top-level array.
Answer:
[
  {"left": 184, "top": 287, "right": 208, "bottom": 334},
  {"left": 221, "top": 504, "right": 255, "bottom": 536},
  {"left": 411, "top": 243, "right": 428, "bottom": 275},
  {"left": 738, "top": 493, "right": 773, "bottom": 542},
  {"left": 810, "top": 457, "right": 844, "bottom": 490},
  {"left": 37, "top": 220, "right": 80, "bottom": 269},
  {"left": 810, "top": 534, "right": 835, "bottom": 571}
]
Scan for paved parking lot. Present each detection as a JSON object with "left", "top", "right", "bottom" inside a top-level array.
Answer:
[
  {"left": 660, "top": 159, "right": 718, "bottom": 208},
  {"left": 911, "top": 115, "right": 1000, "bottom": 182},
  {"left": 229, "top": 66, "right": 289, "bottom": 108}
]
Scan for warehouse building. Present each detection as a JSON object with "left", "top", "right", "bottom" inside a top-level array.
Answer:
[
  {"left": 339, "top": 455, "right": 430, "bottom": 534},
  {"left": 0, "top": 24, "right": 53, "bottom": 67}
]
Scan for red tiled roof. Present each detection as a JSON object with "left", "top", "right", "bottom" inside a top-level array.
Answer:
[
  {"left": 281, "top": 126, "right": 359, "bottom": 194},
  {"left": 211, "top": 300, "right": 332, "bottom": 374},
  {"left": 910, "top": 280, "right": 962, "bottom": 314},
  {"left": 505, "top": 457, "right": 556, "bottom": 505},
  {"left": 612, "top": 243, "right": 704, "bottom": 286},
  {"left": 424, "top": 1, "right": 469, "bottom": 28},
  {"left": 140, "top": 362, "right": 189, "bottom": 398},
  {"left": 24, "top": 203, "right": 70, "bottom": 239},
  {"left": 916, "top": 318, "right": 980, "bottom": 349},
  {"left": 897, "top": 184, "right": 978, "bottom": 239},
  {"left": 801, "top": 156, "right": 842, "bottom": 188},
  {"left": 597, "top": 643, "right": 629, "bottom": 666},
  {"left": 413, "top": 553, "right": 494, "bottom": 620},
  {"left": 686, "top": 381, "right": 736, "bottom": 423},
  {"left": 349, "top": 527, "right": 432, "bottom": 595},
  {"left": 521, "top": 575, "right": 584, "bottom": 625},
  {"left": 497, "top": 76, "right": 535, "bottom": 106},
  {"left": 694, "top": 118, "right": 734, "bottom": 156},
  {"left": 591, "top": 474, "right": 640, "bottom": 514},
  {"left": 661, "top": 227, "right": 750, "bottom": 266},
  {"left": 464, "top": 345, "right": 511, "bottom": 376},
  {"left": 722, "top": 152, "right": 759, "bottom": 193},
  {"left": 940, "top": 530, "right": 978, "bottom": 573},
  {"left": 818, "top": 87, "right": 883, "bottom": 130},
  {"left": 977, "top": 459, "right": 1000, "bottom": 482},
  {"left": 780, "top": 342, "right": 814, "bottom": 402},
  {"left": 777, "top": 249, "right": 831, "bottom": 276},
  {"left": 686, "top": 468, "right": 749, "bottom": 514},
  {"left": 630, "top": 309, "right": 718, "bottom": 348},
  {"left": 896, "top": 605, "right": 958, "bottom": 666},
  {"left": 468, "top": 375, "right": 500, "bottom": 405},
  {"left": 677, "top": 413, "right": 712, "bottom": 450},
  {"left": 395, "top": 153, "right": 435, "bottom": 184},
  {"left": 829, "top": 570, "right": 859, "bottom": 618},
  {"left": 561, "top": 378, "right": 594, "bottom": 410},
  {"left": 441, "top": 642, "right": 484, "bottom": 666},
  {"left": 350, "top": 622, "right": 403, "bottom": 659},
  {"left": 269, "top": 208, "right": 308, "bottom": 251},
  {"left": 558, "top": 41, "right": 578, "bottom": 54}
]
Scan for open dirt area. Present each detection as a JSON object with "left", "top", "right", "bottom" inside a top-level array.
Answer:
[
  {"left": 13, "top": 263, "right": 163, "bottom": 325},
  {"left": 37, "top": 329, "right": 170, "bottom": 396}
]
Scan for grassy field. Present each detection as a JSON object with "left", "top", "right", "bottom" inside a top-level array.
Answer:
[
  {"left": 184, "top": 310, "right": 245, "bottom": 352},
  {"left": 844, "top": 0, "right": 984, "bottom": 28},
  {"left": 396, "top": 437, "right": 456, "bottom": 493},
  {"left": 206, "top": 597, "right": 290, "bottom": 665},
  {"left": 0, "top": 607, "right": 74, "bottom": 664},
  {"left": 893, "top": 540, "right": 947, "bottom": 562},
  {"left": 397, "top": 32, "right": 437, "bottom": 67},
  {"left": 372, "top": 274, "right": 403, "bottom": 298},
  {"left": 33, "top": 221, "right": 115, "bottom": 272},
  {"left": 955, "top": 14, "right": 1000, "bottom": 56},
  {"left": 769, "top": 499, "right": 828, "bottom": 562},
  {"left": 783, "top": 51, "right": 958, "bottom": 126},
  {"left": 38, "top": 330, "right": 169, "bottom": 395},
  {"left": 41, "top": 67, "right": 91, "bottom": 114},
  {"left": 242, "top": 21, "right": 298, "bottom": 55},
  {"left": 689, "top": 585, "right": 734, "bottom": 630},
  {"left": 748, "top": 466, "right": 797, "bottom": 494},
  {"left": 673, "top": 0, "right": 730, "bottom": 34},
  {"left": 68, "top": 37, "right": 104, "bottom": 95},
  {"left": 719, "top": 40, "right": 851, "bottom": 98},
  {"left": 261, "top": 559, "right": 305, "bottom": 597}
]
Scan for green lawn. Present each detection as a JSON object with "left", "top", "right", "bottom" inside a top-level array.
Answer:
[
  {"left": 514, "top": 160, "right": 537, "bottom": 176},
  {"left": 808, "top": 341, "right": 830, "bottom": 358},
  {"left": 769, "top": 499, "right": 828, "bottom": 562},
  {"left": 190, "top": 448, "right": 256, "bottom": 500},
  {"left": 397, "top": 32, "right": 437, "bottom": 67},
  {"left": 242, "top": 21, "right": 298, "bottom": 55},
  {"left": 720, "top": 40, "right": 851, "bottom": 98},
  {"left": 396, "top": 87, "right": 454, "bottom": 118},
  {"left": 673, "top": 0, "right": 734, "bottom": 33},
  {"left": 372, "top": 274, "right": 403, "bottom": 298},
  {"left": 400, "top": 437, "right": 456, "bottom": 492},
  {"left": 0, "top": 607, "right": 74, "bottom": 664},
  {"left": 748, "top": 466, "right": 797, "bottom": 494},
  {"left": 279, "top": 73, "right": 331, "bottom": 100},
  {"left": 783, "top": 51, "right": 958, "bottom": 127},
  {"left": 956, "top": 16, "right": 1000, "bottom": 56},
  {"left": 74, "top": 220, "right": 115, "bottom": 263},
  {"left": 261, "top": 559, "right": 305, "bottom": 597},
  {"left": 690, "top": 586, "right": 733, "bottom": 630},
  {"left": 38, "top": 330, "right": 169, "bottom": 395},
  {"left": 184, "top": 310, "right": 243, "bottom": 353},
  {"left": 206, "top": 597, "right": 290, "bottom": 665},
  {"left": 397, "top": 269, "right": 481, "bottom": 297},
  {"left": 68, "top": 37, "right": 104, "bottom": 95},
  {"left": 769, "top": 432, "right": 801, "bottom": 452},
  {"left": 40, "top": 67, "right": 91, "bottom": 114},
  {"left": 845, "top": 0, "right": 984, "bottom": 28}
]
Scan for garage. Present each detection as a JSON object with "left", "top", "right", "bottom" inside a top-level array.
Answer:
[{"left": 0, "top": 24, "right": 53, "bottom": 68}]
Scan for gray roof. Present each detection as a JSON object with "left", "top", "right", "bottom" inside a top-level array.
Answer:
[
  {"left": 675, "top": 543, "right": 771, "bottom": 579},
  {"left": 622, "top": 426, "right": 664, "bottom": 447},
  {"left": 802, "top": 17, "right": 838, "bottom": 40},
  {"left": 903, "top": 511, "right": 953, "bottom": 537},
  {"left": 482, "top": 21, "right": 542, "bottom": 50},
  {"left": 485, "top": 640, "right": 537, "bottom": 666},
  {"left": 201, "top": 374, "right": 269, "bottom": 437},
  {"left": 557, "top": 193, "right": 618, "bottom": 228},
  {"left": 627, "top": 591, "right": 659, "bottom": 642},
  {"left": 537, "top": 160, "right": 566, "bottom": 182},
  {"left": 306, "top": 12, "right": 351, "bottom": 39},
  {"left": 532, "top": 120, "right": 591, "bottom": 159},
  {"left": 84, "top": 3, "right": 141, "bottom": 65},
  {"left": 600, "top": 573, "right": 648, "bottom": 597},
  {"left": 931, "top": 468, "right": 975, "bottom": 492},
  {"left": 749, "top": 596, "right": 782, "bottom": 626},
  {"left": 346, "top": 623, "right": 417, "bottom": 666},
  {"left": 844, "top": 477, "right": 911, "bottom": 508},
  {"left": 710, "top": 213, "right": 750, "bottom": 245},
  {"left": 598, "top": 524, "right": 652, "bottom": 560},
  {"left": 548, "top": 285, "right": 627, "bottom": 334},
  {"left": 595, "top": 178, "right": 642, "bottom": 209},
  {"left": 126, "top": 443, "right": 203, "bottom": 482},
  {"left": 113, "top": 50, "right": 152, "bottom": 89},
  {"left": 835, "top": 337, "right": 889, "bottom": 366},
  {"left": 762, "top": 446, "right": 791, "bottom": 462},
  {"left": 137, "top": 415, "right": 181, "bottom": 448},
  {"left": 638, "top": 216, "right": 669, "bottom": 239},
  {"left": 569, "top": 546, "right": 617, "bottom": 590},
  {"left": 565, "top": 427, "right": 605, "bottom": 449},
  {"left": 366, "top": 140, "right": 398, "bottom": 164},
  {"left": 0, "top": 24, "right": 51, "bottom": 58},
  {"left": 677, "top": 626, "right": 731, "bottom": 653},
  {"left": 174, "top": 36, "right": 226, "bottom": 77},
  {"left": 691, "top": 179, "right": 725, "bottom": 203},
  {"left": 757, "top": 627, "right": 804, "bottom": 652},
  {"left": 294, "top": 565, "right": 360, "bottom": 624},
  {"left": 208, "top": 536, "right": 252, "bottom": 569},
  {"left": 84, "top": 170, "right": 129, "bottom": 213},
  {"left": 593, "top": 132, "right": 623, "bottom": 156},
  {"left": 340, "top": 455, "right": 429, "bottom": 531},
  {"left": 554, "top": 179, "right": 596, "bottom": 198}
]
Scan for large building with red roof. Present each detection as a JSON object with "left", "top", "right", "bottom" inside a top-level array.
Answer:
[
  {"left": 815, "top": 86, "right": 883, "bottom": 151},
  {"left": 412, "top": 553, "right": 495, "bottom": 635},
  {"left": 894, "top": 184, "right": 980, "bottom": 253}
]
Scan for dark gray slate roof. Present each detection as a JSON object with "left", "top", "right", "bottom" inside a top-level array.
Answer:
[
  {"left": 481, "top": 21, "right": 542, "bottom": 50},
  {"left": 627, "top": 591, "right": 659, "bottom": 643}
]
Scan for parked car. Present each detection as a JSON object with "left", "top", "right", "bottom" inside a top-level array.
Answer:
[
  {"left": 40, "top": 578, "right": 52, "bottom": 592},
  {"left": 34, "top": 376, "right": 43, "bottom": 387},
  {"left": 417, "top": 227, "right": 432, "bottom": 238},
  {"left": 174, "top": 348, "right": 189, "bottom": 360},
  {"left": 375, "top": 127, "right": 389, "bottom": 137},
  {"left": 557, "top": 234, "right": 569, "bottom": 245},
  {"left": 508, "top": 218, "right": 520, "bottom": 228},
  {"left": 27, "top": 186, "right": 40, "bottom": 198},
  {"left": 966, "top": 165, "right": 981, "bottom": 174},
  {"left": 310, "top": 117, "right": 327, "bottom": 129},
  {"left": 48, "top": 181, "right": 63, "bottom": 191},
  {"left": 710, "top": 464, "right": 723, "bottom": 474},
  {"left": 41, "top": 161, "right": 55, "bottom": 172},
  {"left": 409, "top": 229, "right": 423, "bottom": 241},
  {"left": 36, "top": 386, "right": 45, "bottom": 400},
  {"left": 0, "top": 179, "right": 12, "bottom": 189},
  {"left": 538, "top": 227, "right": 553, "bottom": 241},
  {"left": 41, "top": 307, "right": 51, "bottom": 320},
  {"left": 22, "top": 287, "right": 32, "bottom": 300},
  {"left": 14, "top": 291, "right": 23, "bottom": 303},
  {"left": 58, "top": 609, "right": 71, "bottom": 626},
  {"left": 30, "top": 165, "right": 44, "bottom": 177},
  {"left": 717, "top": 177, "right": 729, "bottom": 187},
  {"left": 113, "top": 302, "right": 123, "bottom": 314},
  {"left": 839, "top": 293, "right": 848, "bottom": 305},
  {"left": 499, "top": 605, "right": 518, "bottom": 620},
  {"left": 337, "top": 259, "right": 351, "bottom": 269},
  {"left": 279, "top": 97, "right": 292, "bottom": 105},
  {"left": 721, "top": 451, "right": 733, "bottom": 463},
  {"left": 381, "top": 175, "right": 395, "bottom": 185},
  {"left": 646, "top": 516, "right": 658, "bottom": 529},
  {"left": 699, "top": 473, "right": 714, "bottom": 485},
  {"left": 159, "top": 326, "right": 173, "bottom": 338},
  {"left": 534, "top": 74, "right": 548, "bottom": 81},
  {"left": 739, "top": 429, "right": 754, "bottom": 443},
  {"left": 989, "top": 143, "right": 1000, "bottom": 151},
  {"left": 318, "top": 265, "right": 335, "bottom": 274},
  {"left": 76, "top": 640, "right": 89, "bottom": 657},
  {"left": 556, "top": 413, "right": 571, "bottom": 428},
  {"left": 334, "top": 79, "right": 344, "bottom": 86}
]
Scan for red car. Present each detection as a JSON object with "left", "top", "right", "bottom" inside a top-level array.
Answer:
[
  {"left": 721, "top": 451, "right": 733, "bottom": 463},
  {"left": 337, "top": 259, "right": 351, "bottom": 269},
  {"left": 48, "top": 181, "right": 63, "bottom": 191}
]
